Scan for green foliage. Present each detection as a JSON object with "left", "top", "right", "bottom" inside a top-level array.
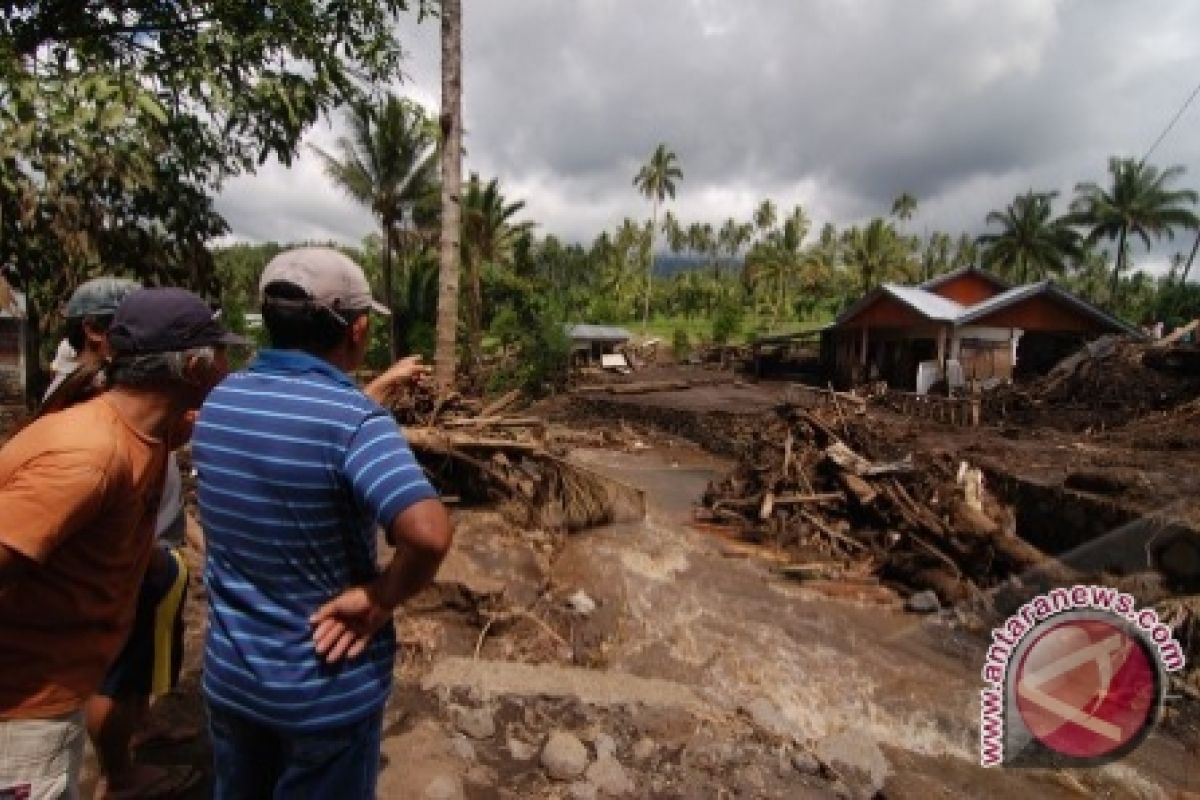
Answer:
[
  {"left": 977, "top": 191, "right": 1082, "bottom": 283},
  {"left": 487, "top": 313, "right": 571, "bottom": 395},
  {"left": 712, "top": 298, "right": 745, "bottom": 345},
  {"left": 672, "top": 328, "right": 691, "bottom": 361},
  {"left": 1065, "top": 158, "right": 1200, "bottom": 301},
  {"left": 841, "top": 217, "right": 914, "bottom": 293},
  {"left": 1, "top": 0, "right": 431, "bottom": 381}
]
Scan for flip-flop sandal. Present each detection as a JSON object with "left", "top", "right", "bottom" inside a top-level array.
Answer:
[{"left": 98, "top": 764, "right": 203, "bottom": 800}]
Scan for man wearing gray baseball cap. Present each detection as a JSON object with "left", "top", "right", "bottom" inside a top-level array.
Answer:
[{"left": 192, "top": 247, "right": 452, "bottom": 798}]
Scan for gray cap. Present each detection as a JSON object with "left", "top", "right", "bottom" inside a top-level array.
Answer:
[
  {"left": 259, "top": 247, "right": 390, "bottom": 316},
  {"left": 65, "top": 277, "right": 142, "bottom": 318}
]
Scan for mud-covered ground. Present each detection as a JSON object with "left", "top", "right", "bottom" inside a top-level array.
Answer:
[{"left": 83, "top": 439, "right": 1200, "bottom": 798}]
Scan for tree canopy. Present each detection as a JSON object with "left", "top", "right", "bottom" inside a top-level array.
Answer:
[
  {"left": 1065, "top": 158, "right": 1199, "bottom": 300},
  {"left": 977, "top": 190, "right": 1082, "bottom": 283},
  {"left": 0, "top": 0, "right": 433, "bottom": 372}
]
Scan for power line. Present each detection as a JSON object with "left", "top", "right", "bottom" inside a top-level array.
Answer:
[{"left": 1141, "top": 77, "right": 1200, "bottom": 164}]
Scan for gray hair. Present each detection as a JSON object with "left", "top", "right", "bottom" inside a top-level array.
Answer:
[{"left": 107, "top": 346, "right": 216, "bottom": 388}]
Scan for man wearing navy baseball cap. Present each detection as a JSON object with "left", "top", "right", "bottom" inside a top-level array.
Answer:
[{"left": 0, "top": 288, "right": 239, "bottom": 800}]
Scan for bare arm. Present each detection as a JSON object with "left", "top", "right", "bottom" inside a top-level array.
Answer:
[
  {"left": 363, "top": 355, "right": 431, "bottom": 406},
  {"left": 311, "top": 498, "right": 453, "bottom": 662}
]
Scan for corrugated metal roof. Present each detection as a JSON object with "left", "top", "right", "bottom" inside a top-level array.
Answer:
[
  {"left": 833, "top": 284, "right": 963, "bottom": 326},
  {"left": 881, "top": 284, "right": 965, "bottom": 320},
  {"left": 564, "top": 324, "right": 632, "bottom": 342}
]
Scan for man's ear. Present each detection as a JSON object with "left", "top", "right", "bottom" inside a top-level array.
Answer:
[
  {"left": 82, "top": 319, "right": 108, "bottom": 354},
  {"left": 351, "top": 315, "right": 370, "bottom": 346}
]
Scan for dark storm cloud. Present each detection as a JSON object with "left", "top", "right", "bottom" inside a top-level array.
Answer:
[{"left": 219, "top": 0, "right": 1200, "bottom": 271}]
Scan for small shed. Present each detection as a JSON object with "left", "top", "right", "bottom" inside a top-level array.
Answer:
[{"left": 564, "top": 324, "right": 632, "bottom": 366}]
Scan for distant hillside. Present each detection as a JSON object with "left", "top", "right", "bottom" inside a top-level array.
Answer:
[{"left": 653, "top": 254, "right": 743, "bottom": 277}]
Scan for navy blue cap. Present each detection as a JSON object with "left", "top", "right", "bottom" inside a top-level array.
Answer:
[{"left": 108, "top": 288, "right": 249, "bottom": 355}]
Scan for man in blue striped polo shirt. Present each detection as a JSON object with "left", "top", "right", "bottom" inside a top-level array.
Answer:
[{"left": 193, "top": 247, "right": 453, "bottom": 799}]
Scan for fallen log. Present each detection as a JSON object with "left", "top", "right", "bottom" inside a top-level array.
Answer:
[
  {"left": 712, "top": 492, "right": 843, "bottom": 513},
  {"left": 607, "top": 380, "right": 692, "bottom": 395},
  {"left": 404, "top": 428, "right": 542, "bottom": 453},
  {"left": 799, "top": 510, "right": 869, "bottom": 553},
  {"left": 442, "top": 416, "right": 545, "bottom": 429}
]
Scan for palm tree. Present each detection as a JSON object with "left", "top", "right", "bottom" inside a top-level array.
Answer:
[
  {"left": 891, "top": 193, "right": 918, "bottom": 223},
  {"left": 951, "top": 232, "right": 979, "bottom": 270},
  {"left": 976, "top": 190, "right": 1082, "bottom": 283},
  {"left": 461, "top": 173, "right": 532, "bottom": 375},
  {"left": 843, "top": 217, "right": 910, "bottom": 293},
  {"left": 311, "top": 94, "right": 438, "bottom": 360},
  {"left": 662, "top": 210, "right": 686, "bottom": 256},
  {"left": 920, "top": 232, "right": 952, "bottom": 281},
  {"left": 632, "top": 143, "right": 683, "bottom": 331},
  {"left": 753, "top": 199, "right": 777, "bottom": 242},
  {"left": 1066, "top": 157, "right": 1199, "bottom": 301}
]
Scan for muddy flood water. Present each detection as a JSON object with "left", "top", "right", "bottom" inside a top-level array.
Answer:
[{"left": 561, "top": 443, "right": 1200, "bottom": 798}]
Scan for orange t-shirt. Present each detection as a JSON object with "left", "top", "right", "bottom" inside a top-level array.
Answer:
[{"left": 0, "top": 396, "right": 165, "bottom": 719}]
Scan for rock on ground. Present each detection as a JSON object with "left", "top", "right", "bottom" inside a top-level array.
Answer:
[
  {"left": 585, "top": 754, "right": 635, "bottom": 797},
  {"left": 631, "top": 736, "right": 656, "bottom": 761},
  {"left": 541, "top": 729, "right": 591, "bottom": 781},
  {"left": 422, "top": 774, "right": 464, "bottom": 800},
  {"left": 814, "top": 731, "right": 890, "bottom": 800},
  {"left": 451, "top": 704, "right": 496, "bottom": 740}
]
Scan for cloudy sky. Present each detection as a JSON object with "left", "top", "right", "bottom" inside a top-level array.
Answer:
[{"left": 215, "top": 0, "right": 1200, "bottom": 273}]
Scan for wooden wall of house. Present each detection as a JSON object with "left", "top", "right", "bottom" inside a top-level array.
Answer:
[
  {"left": 968, "top": 296, "right": 1109, "bottom": 333},
  {"left": 957, "top": 340, "right": 1013, "bottom": 381},
  {"left": 927, "top": 273, "right": 1005, "bottom": 306},
  {"left": 839, "top": 296, "right": 930, "bottom": 328}
]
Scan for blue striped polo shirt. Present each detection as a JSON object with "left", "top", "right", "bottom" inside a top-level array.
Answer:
[{"left": 193, "top": 349, "right": 437, "bottom": 732}]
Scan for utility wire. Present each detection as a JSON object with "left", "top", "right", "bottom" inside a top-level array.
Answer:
[{"left": 1141, "top": 77, "right": 1200, "bottom": 164}]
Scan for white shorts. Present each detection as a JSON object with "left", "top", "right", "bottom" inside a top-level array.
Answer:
[{"left": 0, "top": 710, "right": 84, "bottom": 800}]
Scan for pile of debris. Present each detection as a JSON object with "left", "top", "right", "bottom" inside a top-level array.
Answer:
[
  {"left": 987, "top": 332, "right": 1200, "bottom": 431},
  {"left": 700, "top": 405, "right": 1056, "bottom": 604},
  {"left": 387, "top": 385, "right": 645, "bottom": 531}
]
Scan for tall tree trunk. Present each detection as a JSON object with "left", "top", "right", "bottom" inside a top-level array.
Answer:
[
  {"left": 1181, "top": 229, "right": 1200, "bottom": 285},
  {"left": 434, "top": 0, "right": 462, "bottom": 391},
  {"left": 382, "top": 218, "right": 397, "bottom": 361},
  {"left": 642, "top": 200, "right": 657, "bottom": 333},
  {"left": 1110, "top": 226, "right": 1128, "bottom": 305}
]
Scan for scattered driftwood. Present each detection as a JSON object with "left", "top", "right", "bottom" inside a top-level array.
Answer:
[
  {"left": 607, "top": 380, "right": 692, "bottom": 395},
  {"left": 701, "top": 404, "right": 1055, "bottom": 603},
  {"left": 403, "top": 426, "right": 644, "bottom": 531}
]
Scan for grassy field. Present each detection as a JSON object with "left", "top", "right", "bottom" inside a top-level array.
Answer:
[{"left": 637, "top": 310, "right": 833, "bottom": 346}]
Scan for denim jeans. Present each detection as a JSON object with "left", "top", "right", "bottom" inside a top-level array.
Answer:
[{"left": 207, "top": 703, "right": 382, "bottom": 800}]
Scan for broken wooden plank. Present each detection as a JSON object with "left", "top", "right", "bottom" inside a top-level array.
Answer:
[
  {"left": 838, "top": 472, "right": 878, "bottom": 506},
  {"left": 1155, "top": 318, "right": 1199, "bottom": 348},
  {"left": 442, "top": 416, "right": 544, "bottom": 429},
  {"left": 479, "top": 388, "right": 522, "bottom": 417},
  {"left": 799, "top": 509, "right": 869, "bottom": 553}
]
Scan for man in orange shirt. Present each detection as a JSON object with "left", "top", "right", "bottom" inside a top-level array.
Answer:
[{"left": 0, "top": 288, "right": 242, "bottom": 800}]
